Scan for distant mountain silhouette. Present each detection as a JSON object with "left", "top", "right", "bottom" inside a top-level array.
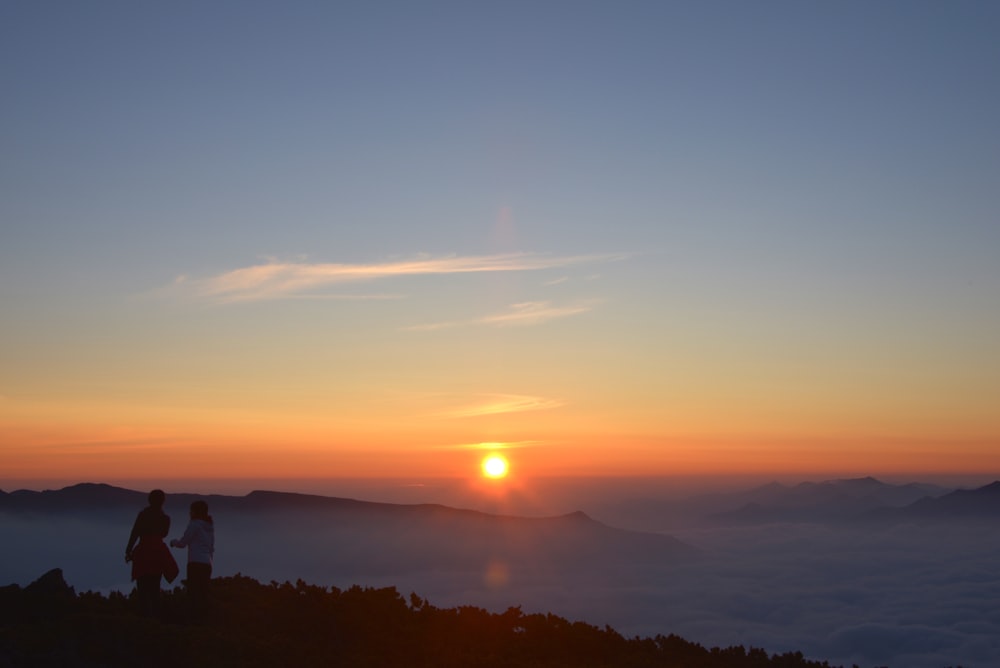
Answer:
[
  {"left": 864, "top": 480, "right": 1000, "bottom": 522},
  {"left": 704, "top": 477, "right": 950, "bottom": 526},
  {"left": 599, "top": 476, "right": 951, "bottom": 531},
  {"left": 0, "top": 483, "right": 698, "bottom": 577},
  {"left": 1, "top": 482, "right": 146, "bottom": 512}
]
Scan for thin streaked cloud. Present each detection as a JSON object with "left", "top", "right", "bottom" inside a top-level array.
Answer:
[
  {"left": 431, "top": 440, "right": 544, "bottom": 451},
  {"left": 171, "top": 252, "right": 628, "bottom": 303},
  {"left": 403, "top": 321, "right": 464, "bottom": 332},
  {"left": 405, "top": 300, "right": 597, "bottom": 331},
  {"left": 441, "top": 394, "right": 566, "bottom": 419},
  {"left": 275, "top": 293, "right": 404, "bottom": 301},
  {"left": 480, "top": 301, "right": 593, "bottom": 326}
]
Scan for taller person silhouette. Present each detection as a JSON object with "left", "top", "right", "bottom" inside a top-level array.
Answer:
[{"left": 125, "top": 489, "right": 179, "bottom": 617}]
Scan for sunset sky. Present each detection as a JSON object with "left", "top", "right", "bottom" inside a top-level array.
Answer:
[{"left": 2, "top": 2, "right": 999, "bottom": 489}]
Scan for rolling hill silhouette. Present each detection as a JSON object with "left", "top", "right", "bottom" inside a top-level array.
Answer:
[{"left": 0, "top": 483, "right": 698, "bottom": 578}]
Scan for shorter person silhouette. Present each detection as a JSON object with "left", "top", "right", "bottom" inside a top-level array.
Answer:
[
  {"left": 170, "top": 500, "right": 215, "bottom": 619},
  {"left": 125, "top": 489, "right": 179, "bottom": 617}
]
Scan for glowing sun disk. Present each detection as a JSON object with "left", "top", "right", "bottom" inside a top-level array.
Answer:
[{"left": 482, "top": 454, "right": 509, "bottom": 479}]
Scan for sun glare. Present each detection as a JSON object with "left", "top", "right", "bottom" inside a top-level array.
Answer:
[{"left": 482, "top": 454, "right": 509, "bottom": 479}]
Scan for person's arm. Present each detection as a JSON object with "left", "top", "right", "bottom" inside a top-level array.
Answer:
[
  {"left": 125, "top": 511, "right": 143, "bottom": 561},
  {"left": 171, "top": 522, "right": 195, "bottom": 548}
]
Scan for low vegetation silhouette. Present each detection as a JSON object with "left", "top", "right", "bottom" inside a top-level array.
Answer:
[{"left": 0, "top": 568, "right": 856, "bottom": 668}]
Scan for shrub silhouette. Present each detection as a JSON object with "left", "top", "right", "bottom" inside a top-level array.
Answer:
[{"left": 0, "top": 570, "right": 844, "bottom": 667}]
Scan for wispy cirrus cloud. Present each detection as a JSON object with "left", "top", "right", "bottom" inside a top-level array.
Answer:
[
  {"left": 481, "top": 301, "right": 594, "bottom": 326},
  {"left": 171, "top": 252, "right": 627, "bottom": 303},
  {"left": 440, "top": 394, "right": 566, "bottom": 419},
  {"left": 431, "top": 440, "right": 544, "bottom": 451},
  {"left": 405, "top": 300, "right": 598, "bottom": 331}
]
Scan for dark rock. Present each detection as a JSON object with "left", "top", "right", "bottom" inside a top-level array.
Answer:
[{"left": 26, "top": 568, "right": 75, "bottom": 597}]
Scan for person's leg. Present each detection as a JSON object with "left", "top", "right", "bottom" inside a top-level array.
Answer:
[
  {"left": 186, "top": 562, "right": 212, "bottom": 618},
  {"left": 136, "top": 574, "right": 161, "bottom": 617}
]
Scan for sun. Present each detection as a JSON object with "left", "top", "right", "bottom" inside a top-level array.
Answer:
[{"left": 481, "top": 454, "right": 509, "bottom": 479}]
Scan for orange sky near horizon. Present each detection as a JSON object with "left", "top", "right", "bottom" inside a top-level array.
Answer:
[
  {"left": 3, "top": 285, "right": 998, "bottom": 486},
  {"left": 2, "top": 383, "right": 998, "bottom": 486}
]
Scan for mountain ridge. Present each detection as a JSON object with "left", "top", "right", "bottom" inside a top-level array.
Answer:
[
  {"left": 708, "top": 478, "right": 999, "bottom": 526},
  {"left": 0, "top": 483, "right": 617, "bottom": 526},
  {"left": 0, "top": 482, "right": 700, "bottom": 577}
]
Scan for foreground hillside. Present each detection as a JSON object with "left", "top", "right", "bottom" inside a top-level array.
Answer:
[{"left": 0, "top": 570, "right": 840, "bottom": 668}]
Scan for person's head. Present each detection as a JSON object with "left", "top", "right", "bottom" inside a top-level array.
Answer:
[
  {"left": 190, "top": 500, "right": 210, "bottom": 520},
  {"left": 148, "top": 489, "right": 165, "bottom": 509}
]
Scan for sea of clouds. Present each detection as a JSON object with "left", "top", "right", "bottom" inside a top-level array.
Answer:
[{"left": 3, "top": 485, "right": 998, "bottom": 668}]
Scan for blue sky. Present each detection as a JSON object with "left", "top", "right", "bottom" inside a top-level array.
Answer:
[
  {"left": 2, "top": 1, "right": 999, "bottom": 483},
  {"left": 5, "top": 2, "right": 998, "bottom": 273}
]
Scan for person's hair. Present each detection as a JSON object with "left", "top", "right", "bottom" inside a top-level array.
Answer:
[
  {"left": 148, "top": 489, "right": 165, "bottom": 508},
  {"left": 190, "top": 500, "right": 211, "bottom": 522}
]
